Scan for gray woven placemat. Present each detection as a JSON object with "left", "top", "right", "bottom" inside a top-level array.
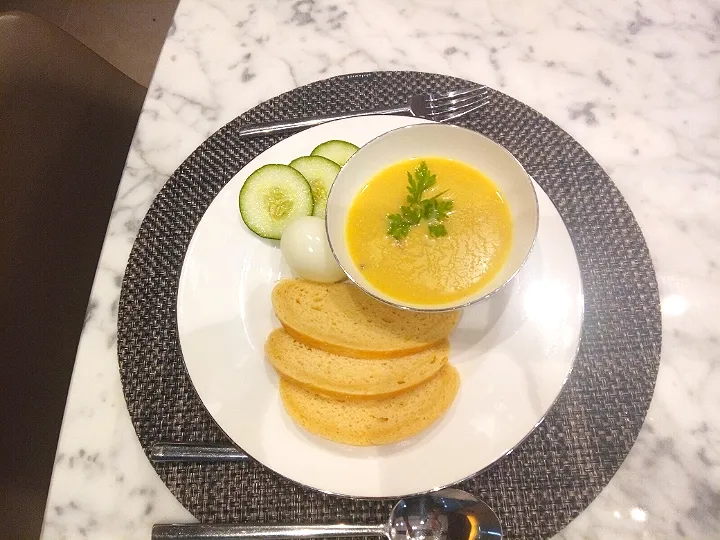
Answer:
[{"left": 117, "top": 71, "right": 662, "bottom": 539}]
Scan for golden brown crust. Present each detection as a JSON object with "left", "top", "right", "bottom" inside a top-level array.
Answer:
[
  {"left": 266, "top": 329, "right": 449, "bottom": 398},
  {"left": 280, "top": 323, "right": 444, "bottom": 359},
  {"left": 272, "top": 279, "right": 460, "bottom": 359},
  {"left": 279, "top": 365, "right": 460, "bottom": 446}
]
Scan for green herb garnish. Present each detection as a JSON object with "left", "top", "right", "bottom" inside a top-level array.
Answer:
[{"left": 387, "top": 161, "right": 453, "bottom": 240}]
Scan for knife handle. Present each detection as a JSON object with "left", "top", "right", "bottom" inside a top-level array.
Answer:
[{"left": 149, "top": 442, "right": 249, "bottom": 463}]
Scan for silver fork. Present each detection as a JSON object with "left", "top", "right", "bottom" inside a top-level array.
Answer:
[{"left": 235, "top": 86, "right": 490, "bottom": 138}]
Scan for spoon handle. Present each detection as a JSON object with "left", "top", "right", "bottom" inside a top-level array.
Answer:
[{"left": 152, "top": 523, "right": 387, "bottom": 540}]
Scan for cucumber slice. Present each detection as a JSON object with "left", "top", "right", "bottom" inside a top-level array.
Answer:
[
  {"left": 289, "top": 155, "right": 340, "bottom": 218},
  {"left": 310, "top": 140, "right": 359, "bottom": 167},
  {"left": 238, "top": 164, "right": 313, "bottom": 239}
]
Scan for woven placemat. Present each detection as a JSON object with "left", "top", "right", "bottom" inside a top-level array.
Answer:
[{"left": 117, "top": 71, "right": 661, "bottom": 539}]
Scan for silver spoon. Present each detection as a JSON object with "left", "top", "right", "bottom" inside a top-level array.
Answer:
[{"left": 152, "top": 488, "right": 502, "bottom": 540}]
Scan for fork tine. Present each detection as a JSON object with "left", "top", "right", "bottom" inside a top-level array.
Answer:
[
  {"left": 426, "top": 91, "right": 487, "bottom": 112},
  {"left": 426, "top": 86, "right": 488, "bottom": 103},
  {"left": 433, "top": 98, "right": 491, "bottom": 123},
  {"left": 427, "top": 94, "right": 488, "bottom": 117}
]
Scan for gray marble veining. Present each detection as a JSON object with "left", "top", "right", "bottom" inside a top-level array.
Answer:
[{"left": 40, "top": 0, "right": 720, "bottom": 538}]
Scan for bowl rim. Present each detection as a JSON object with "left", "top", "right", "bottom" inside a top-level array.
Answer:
[{"left": 325, "top": 121, "right": 540, "bottom": 313}]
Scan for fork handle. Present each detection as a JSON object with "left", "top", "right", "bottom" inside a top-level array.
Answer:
[
  {"left": 235, "top": 105, "right": 410, "bottom": 138},
  {"left": 152, "top": 523, "right": 387, "bottom": 540}
]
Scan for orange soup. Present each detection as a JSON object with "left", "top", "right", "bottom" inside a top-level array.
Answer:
[{"left": 346, "top": 157, "right": 512, "bottom": 306}]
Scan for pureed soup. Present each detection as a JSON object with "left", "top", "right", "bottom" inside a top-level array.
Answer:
[{"left": 346, "top": 157, "right": 512, "bottom": 306}]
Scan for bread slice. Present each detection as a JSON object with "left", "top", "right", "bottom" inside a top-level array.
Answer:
[
  {"left": 266, "top": 328, "right": 449, "bottom": 398},
  {"left": 271, "top": 279, "right": 460, "bottom": 358},
  {"left": 279, "top": 365, "right": 460, "bottom": 446}
]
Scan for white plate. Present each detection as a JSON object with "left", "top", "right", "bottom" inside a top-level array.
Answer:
[{"left": 177, "top": 115, "right": 583, "bottom": 498}]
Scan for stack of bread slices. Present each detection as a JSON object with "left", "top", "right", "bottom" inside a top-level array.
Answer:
[{"left": 267, "top": 279, "right": 461, "bottom": 446}]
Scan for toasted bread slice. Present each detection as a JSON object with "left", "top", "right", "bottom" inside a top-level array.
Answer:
[
  {"left": 279, "top": 365, "right": 459, "bottom": 446},
  {"left": 266, "top": 328, "right": 448, "bottom": 398},
  {"left": 271, "top": 279, "right": 460, "bottom": 358}
]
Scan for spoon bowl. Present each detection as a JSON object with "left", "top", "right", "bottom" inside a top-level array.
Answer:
[{"left": 388, "top": 488, "right": 503, "bottom": 540}]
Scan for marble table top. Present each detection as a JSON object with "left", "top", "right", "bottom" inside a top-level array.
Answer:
[{"left": 40, "top": 0, "right": 720, "bottom": 538}]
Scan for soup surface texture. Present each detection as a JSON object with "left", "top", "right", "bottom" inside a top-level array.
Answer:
[{"left": 346, "top": 157, "right": 513, "bottom": 306}]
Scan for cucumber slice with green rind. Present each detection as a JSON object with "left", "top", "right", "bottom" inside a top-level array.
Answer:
[
  {"left": 289, "top": 155, "right": 340, "bottom": 219},
  {"left": 238, "top": 164, "right": 314, "bottom": 239},
  {"left": 310, "top": 140, "right": 359, "bottom": 166}
]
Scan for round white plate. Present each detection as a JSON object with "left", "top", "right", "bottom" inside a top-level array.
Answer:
[{"left": 177, "top": 115, "right": 584, "bottom": 498}]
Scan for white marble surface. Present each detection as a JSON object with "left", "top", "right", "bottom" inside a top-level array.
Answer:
[{"left": 40, "top": 0, "right": 720, "bottom": 538}]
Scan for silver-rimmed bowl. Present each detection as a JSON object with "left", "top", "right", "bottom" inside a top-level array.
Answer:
[{"left": 325, "top": 122, "right": 539, "bottom": 312}]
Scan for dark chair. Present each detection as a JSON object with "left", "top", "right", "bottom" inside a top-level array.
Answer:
[{"left": 0, "top": 11, "right": 146, "bottom": 539}]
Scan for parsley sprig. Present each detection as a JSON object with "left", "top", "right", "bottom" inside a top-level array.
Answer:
[{"left": 387, "top": 161, "right": 453, "bottom": 240}]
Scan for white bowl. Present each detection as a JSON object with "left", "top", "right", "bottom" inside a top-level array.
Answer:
[{"left": 325, "top": 122, "right": 539, "bottom": 311}]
